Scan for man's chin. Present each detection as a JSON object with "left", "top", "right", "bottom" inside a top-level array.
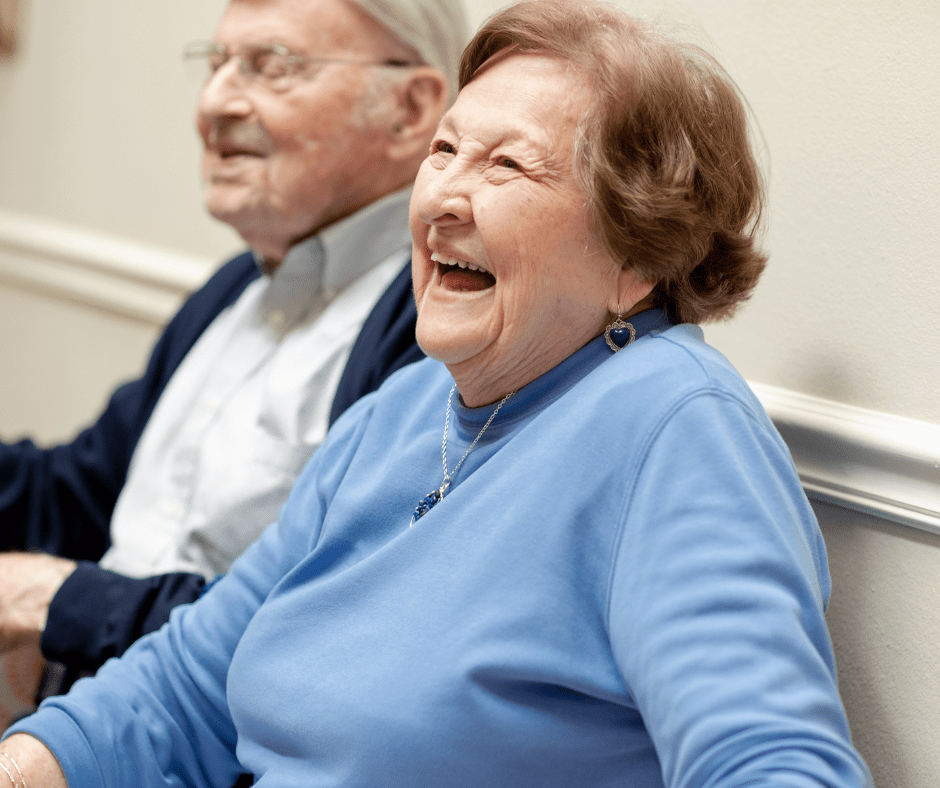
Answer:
[
  {"left": 203, "top": 199, "right": 295, "bottom": 264},
  {"left": 203, "top": 187, "right": 260, "bottom": 227}
]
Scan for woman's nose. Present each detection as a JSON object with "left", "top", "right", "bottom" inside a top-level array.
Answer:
[
  {"left": 197, "top": 59, "right": 253, "bottom": 121},
  {"left": 414, "top": 160, "right": 473, "bottom": 227}
]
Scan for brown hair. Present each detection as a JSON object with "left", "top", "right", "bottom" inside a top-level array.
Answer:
[{"left": 459, "top": 0, "right": 767, "bottom": 323}]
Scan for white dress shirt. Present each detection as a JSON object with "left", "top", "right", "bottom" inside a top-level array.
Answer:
[{"left": 100, "top": 189, "right": 413, "bottom": 579}]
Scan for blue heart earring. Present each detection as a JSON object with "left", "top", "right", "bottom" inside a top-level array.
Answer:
[{"left": 604, "top": 306, "right": 636, "bottom": 352}]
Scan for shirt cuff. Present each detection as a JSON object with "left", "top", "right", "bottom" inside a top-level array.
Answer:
[{"left": 41, "top": 561, "right": 205, "bottom": 669}]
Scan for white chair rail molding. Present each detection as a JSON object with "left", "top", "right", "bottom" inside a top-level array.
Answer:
[
  {"left": 753, "top": 382, "right": 940, "bottom": 537},
  {"left": 0, "top": 209, "right": 216, "bottom": 325}
]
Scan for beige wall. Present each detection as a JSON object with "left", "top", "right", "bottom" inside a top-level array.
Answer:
[
  {"left": 0, "top": 282, "right": 159, "bottom": 442},
  {"left": 0, "top": 0, "right": 236, "bottom": 440},
  {"left": 1, "top": 0, "right": 938, "bottom": 784},
  {"left": 821, "top": 501, "right": 940, "bottom": 788},
  {"left": 0, "top": 0, "right": 235, "bottom": 258}
]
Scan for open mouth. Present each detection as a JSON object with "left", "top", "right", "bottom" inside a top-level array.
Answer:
[
  {"left": 431, "top": 251, "right": 496, "bottom": 292},
  {"left": 217, "top": 143, "right": 265, "bottom": 159}
]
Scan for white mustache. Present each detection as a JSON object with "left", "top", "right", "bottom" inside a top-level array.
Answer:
[{"left": 207, "top": 120, "right": 270, "bottom": 151}]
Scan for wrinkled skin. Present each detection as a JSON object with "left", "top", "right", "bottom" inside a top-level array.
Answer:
[{"left": 410, "top": 54, "right": 654, "bottom": 407}]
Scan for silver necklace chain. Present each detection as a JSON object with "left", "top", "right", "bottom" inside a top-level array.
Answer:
[
  {"left": 411, "top": 384, "right": 515, "bottom": 526},
  {"left": 438, "top": 383, "right": 515, "bottom": 498}
]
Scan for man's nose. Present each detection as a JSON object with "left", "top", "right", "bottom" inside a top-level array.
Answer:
[{"left": 197, "top": 58, "right": 253, "bottom": 120}]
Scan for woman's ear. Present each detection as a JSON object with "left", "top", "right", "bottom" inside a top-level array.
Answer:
[
  {"left": 386, "top": 67, "right": 450, "bottom": 162},
  {"left": 609, "top": 266, "right": 656, "bottom": 318}
]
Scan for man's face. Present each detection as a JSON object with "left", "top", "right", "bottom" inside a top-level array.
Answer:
[{"left": 197, "top": 0, "right": 405, "bottom": 262}]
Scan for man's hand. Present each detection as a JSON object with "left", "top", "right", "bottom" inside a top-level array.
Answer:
[{"left": 0, "top": 553, "right": 76, "bottom": 654}]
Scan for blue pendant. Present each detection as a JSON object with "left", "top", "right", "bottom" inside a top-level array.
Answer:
[
  {"left": 411, "top": 489, "right": 442, "bottom": 526},
  {"left": 604, "top": 319, "right": 636, "bottom": 352}
]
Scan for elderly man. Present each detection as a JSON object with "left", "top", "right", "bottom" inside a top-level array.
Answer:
[{"left": 0, "top": 0, "right": 463, "bottom": 697}]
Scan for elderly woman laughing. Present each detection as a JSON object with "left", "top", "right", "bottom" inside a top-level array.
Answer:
[{"left": 2, "top": 1, "right": 871, "bottom": 786}]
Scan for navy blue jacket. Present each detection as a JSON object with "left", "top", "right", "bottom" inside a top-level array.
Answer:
[{"left": 0, "top": 252, "right": 422, "bottom": 673}]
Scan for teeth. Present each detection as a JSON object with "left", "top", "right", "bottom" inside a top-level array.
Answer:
[{"left": 430, "top": 251, "right": 488, "bottom": 274}]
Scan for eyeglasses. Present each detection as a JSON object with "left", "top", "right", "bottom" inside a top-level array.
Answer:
[{"left": 183, "top": 41, "right": 417, "bottom": 93}]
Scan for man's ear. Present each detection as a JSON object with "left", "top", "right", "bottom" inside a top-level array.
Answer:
[{"left": 386, "top": 67, "right": 450, "bottom": 162}]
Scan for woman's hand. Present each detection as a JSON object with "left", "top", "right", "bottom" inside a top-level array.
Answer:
[{"left": 0, "top": 733, "right": 68, "bottom": 787}]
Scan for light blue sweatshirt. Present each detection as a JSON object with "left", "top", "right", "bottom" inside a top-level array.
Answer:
[{"left": 9, "top": 319, "right": 872, "bottom": 788}]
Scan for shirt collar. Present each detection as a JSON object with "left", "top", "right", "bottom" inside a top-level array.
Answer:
[
  {"left": 319, "top": 186, "right": 413, "bottom": 299},
  {"left": 250, "top": 185, "right": 413, "bottom": 299},
  {"left": 248, "top": 187, "right": 413, "bottom": 330}
]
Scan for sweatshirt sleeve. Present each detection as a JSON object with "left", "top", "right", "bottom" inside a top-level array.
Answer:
[
  {"left": 41, "top": 562, "right": 206, "bottom": 669},
  {"left": 607, "top": 388, "right": 873, "bottom": 788},
  {"left": 7, "top": 486, "right": 316, "bottom": 788},
  {"left": 4, "top": 399, "right": 372, "bottom": 788}
]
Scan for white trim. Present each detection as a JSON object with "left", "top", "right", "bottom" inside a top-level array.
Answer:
[
  {"left": 753, "top": 383, "right": 940, "bottom": 536},
  {"left": 0, "top": 210, "right": 218, "bottom": 324}
]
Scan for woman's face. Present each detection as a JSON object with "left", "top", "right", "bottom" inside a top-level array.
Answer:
[{"left": 410, "top": 54, "right": 647, "bottom": 407}]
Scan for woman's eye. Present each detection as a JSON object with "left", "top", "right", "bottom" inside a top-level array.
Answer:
[
  {"left": 432, "top": 141, "right": 456, "bottom": 155},
  {"left": 497, "top": 157, "right": 519, "bottom": 170}
]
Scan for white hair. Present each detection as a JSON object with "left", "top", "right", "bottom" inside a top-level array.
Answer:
[{"left": 349, "top": 0, "right": 468, "bottom": 103}]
